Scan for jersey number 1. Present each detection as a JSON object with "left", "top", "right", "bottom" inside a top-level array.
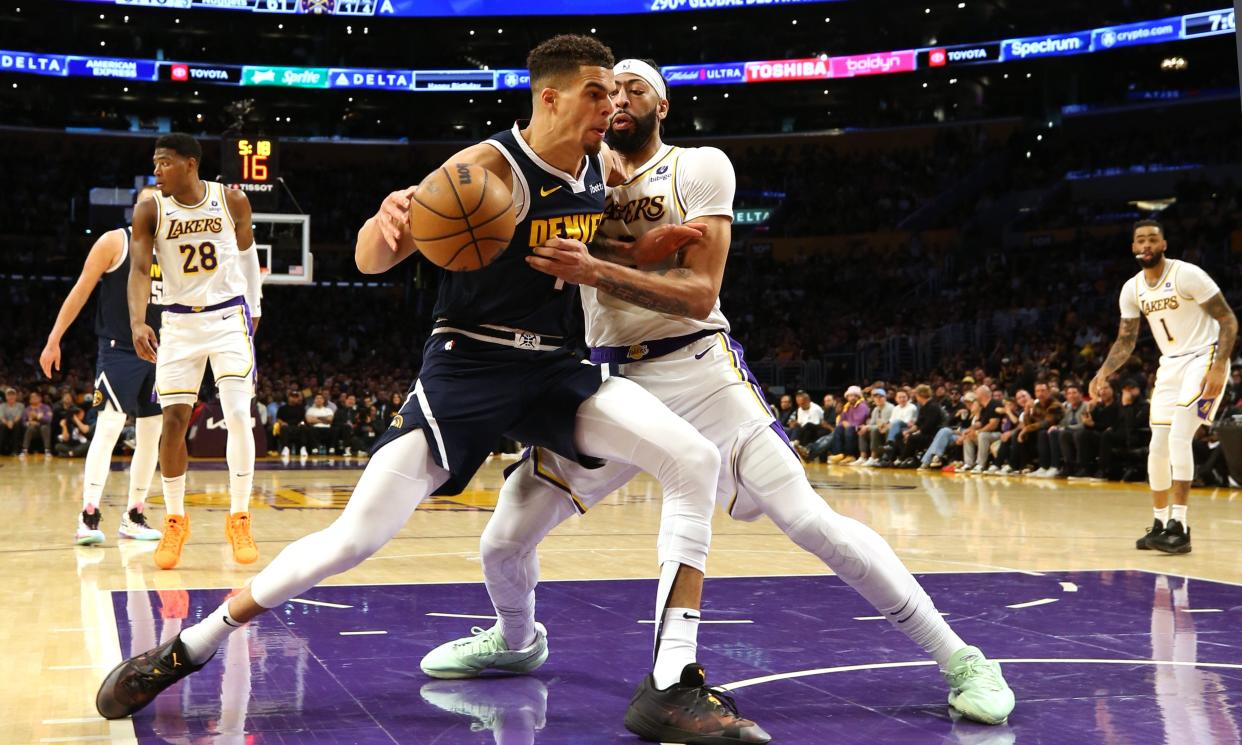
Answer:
[
  {"left": 179, "top": 242, "right": 218, "bottom": 274},
  {"left": 1159, "top": 318, "right": 1175, "bottom": 343}
]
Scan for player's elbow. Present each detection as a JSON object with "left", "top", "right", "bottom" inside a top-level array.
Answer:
[{"left": 686, "top": 286, "right": 718, "bottom": 320}]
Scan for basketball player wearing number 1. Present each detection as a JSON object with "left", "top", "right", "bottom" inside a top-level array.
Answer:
[
  {"left": 128, "top": 133, "right": 263, "bottom": 570},
  {"left": 98, "top": 36, "right": 763, "bottom": 743},
  {"left": 1091, "top": 219, "right": 1237, "bottom": 554}
]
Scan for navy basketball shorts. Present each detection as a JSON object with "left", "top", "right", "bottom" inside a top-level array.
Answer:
[
  {"left": 372, "top": 331, "right": 610, "bottom": 496},
  {"left": 94, "top": 342, "right": 161, "bottom": 418}
]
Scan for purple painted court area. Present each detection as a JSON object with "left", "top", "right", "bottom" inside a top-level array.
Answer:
[{"left": 111, "top": 571, "right": 1242, "bottom": 744}]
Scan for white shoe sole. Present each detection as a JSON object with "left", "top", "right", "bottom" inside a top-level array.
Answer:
[{"left": 76, "top": 532, "right": 104, "bottom": 546}]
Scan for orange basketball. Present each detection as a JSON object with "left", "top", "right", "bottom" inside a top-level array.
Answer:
[{"left": 408, "top": 163, "right": 515, "bottom": 271}]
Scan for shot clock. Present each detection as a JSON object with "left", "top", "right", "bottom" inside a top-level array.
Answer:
[{"left": 222, "top": 137, "right": 280, "bottom": 184}]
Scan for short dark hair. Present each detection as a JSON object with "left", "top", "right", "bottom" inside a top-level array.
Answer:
[
  {"left": 1133, "top": 218, "right": 1163, "bottom": 237},
  {"left": 154, "top": 133, "right": 202, "bottom": 162},
  {"left": 527, "top": 35, "right": 614, "bottom": 89}
]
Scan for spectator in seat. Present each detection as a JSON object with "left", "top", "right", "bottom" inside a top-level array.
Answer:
[
  {"left": 897, "top": 384, "right": 946, "bottom": 467},
  {"left": 333, "top": 393, "right": 363, "bottom": 455},
  {"left": 1071, "top": 382, "right": 1119, "bottom": 479},
  {"left": 55, "top": 405, "right": 93, "bottom": 457},
  {"left": 1041, "top": 384, "right": 1089, "bottom": 478},
  {"left": 879, "top": 389, "right": 918, "bottom": 464},
  {"left": 963, "top": 385, "right": 1002, "bottom": 472},
  {"left": 993, "top": 391, "right": 1030, "bottom": 474},
  {"left": 1096, "top": 379, "right": 1150, "bottom": 482},
  {"left": 274, "top": 391, "right": 310, "bottom": 457},
  {"left": 21, "top": 391, "right": 53, "bottom": 456},
  {"left": 1027, "top": 382, "right": 1065, "bottom": 477},
  {"left": 822, "top": 386, "right": 869, "bottom": 464},
  {"left": 858, "top": 388, "right": 894, "bottom": 466},
  {"left": 921, "top": 390, "right": 976, "bottom": 470},
  {"left": 0, "top": 388, "right": 23, "bottom": 455},
  {"left": 792, "top": 390, "right": 825, "bottom": 447},
  {"left": 304, "top": 393, "right": 334, "bottom": 454},
  {"left": 778, "top": 394, "right": 797, "bottom": 439}
]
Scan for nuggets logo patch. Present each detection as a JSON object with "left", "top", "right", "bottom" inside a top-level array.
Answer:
[
  {"left": 92, "top": 389, "right": 104, "bottom": 407},
  {"left": 391, "top": 414, "right": 404, "bottom": 429}
]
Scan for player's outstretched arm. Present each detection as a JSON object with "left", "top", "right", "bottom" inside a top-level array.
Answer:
[
  {"left": 40, "top": 230, "right": 124, "bottom": 378},
  {"left": 530, "top": 215, "right": 730, "bottom": 320},
  {"left": 1200, "top": 292, "right": 1237, "bottom": 399},
  {"left": 128, "top": 198, "right": 160, "bottom": 363},
  {"left": 1090, "top": 317, "right": 1140, "bottom": 399},
  {"left": 356, "top": 143, "right": 514, "bottom": 275}
]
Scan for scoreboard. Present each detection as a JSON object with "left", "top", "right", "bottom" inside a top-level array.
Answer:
[{"left": 221, "top": 137, "right": 279, "bottom": 184}]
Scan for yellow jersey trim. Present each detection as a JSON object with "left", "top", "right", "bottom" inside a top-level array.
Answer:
[
  {"left": 532, "top": 448, "right": 587, "bottom": 514},
  {"left": 716, "top": 333, "right": 770, "bottom": 417},
  {"left": 168, "top": 182, "right": 213, "bottom": 211},
  {"left": 670, "top": 151, "right": 688, "bottom": 219},
  {"left": 619, "top": 146, "right": 679, "bottom": 188}
]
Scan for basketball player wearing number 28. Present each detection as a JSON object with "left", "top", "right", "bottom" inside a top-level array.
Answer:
[
  {"left": 96, "top": 34, "right": 763, "bottom": 744},
  {"left": 421, "top": 57, "right": 1017, "bottom": 739},
  {"left": 1092, "top": 220, "right": 1237, "bottom": 555}
]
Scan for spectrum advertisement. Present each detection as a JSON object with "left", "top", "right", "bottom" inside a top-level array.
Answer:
[
  {"left": 1, "top": 6, "right": 1235, "bottom": 94},
  {"left": 62, "top": 0, "right": 842, "bottom": 17}
]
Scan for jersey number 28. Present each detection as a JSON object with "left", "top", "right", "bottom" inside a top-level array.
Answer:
[{"left": 179, "top": 241, "right": 218, "bottom": 274}]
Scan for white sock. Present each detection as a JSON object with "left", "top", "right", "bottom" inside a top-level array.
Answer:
[
  {"left": 83, "top": 409, "right": 126, "bottom": 510},
  {"left": 652, "top": 607, "right": 700, "bottom": 689},
  {"left": 882, "top": 586, "right": 965, "bottom": 669},
  {"left": 1170, "top": 504, "right": 1188, "bottom": 525},
  {"left": 497, "top": 601, "right": 536, "bottom": 650},
  {"left": 162, "top": 475, "right": 186, "bottom": 516},
  {"left": 128, "top": 415, "right": 162, "bottom": 511},
  {"left": 1155, "top": 505, "right": 1170, "bottom": 523},
  {"left": 179, "top": 600, "right": 244, "bottom": 665}
]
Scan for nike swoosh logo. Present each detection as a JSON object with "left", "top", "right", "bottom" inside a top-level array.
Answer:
[
  {"left": 223, "top": 312, "right": 238, "bottom": 320},
  {"left": 540, "top": 185, "right": 563, "bottom": 197},
  {"left": 694, "top": 348, "right": 711, "bottom": 360}
]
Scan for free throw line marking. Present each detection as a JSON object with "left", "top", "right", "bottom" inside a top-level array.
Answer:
[
  {"left": 1006, "top": 598, "right": 1058, "bottom": 609},
  {"left": 290, "top": 598, "right": 354, "bottom": 609}
]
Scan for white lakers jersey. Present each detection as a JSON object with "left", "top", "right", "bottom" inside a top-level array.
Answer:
[
  {"left": 152, "top": 181, "right": 246, "bottom": 307},
  {"left": 1120, "top": 258, "right": 1222, "bottom": 357},
  {"left": 582, "top": 144, "right": 736, "bottom": 348}
]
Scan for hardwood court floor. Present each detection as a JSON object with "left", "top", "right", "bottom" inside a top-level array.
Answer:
[{"left": 4, "top": 454, "right": 1241, "bottom": 744}]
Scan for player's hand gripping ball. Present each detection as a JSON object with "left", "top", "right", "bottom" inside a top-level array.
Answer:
[{"left": 408, "top": 163, "right": 516, "bottom": 271}]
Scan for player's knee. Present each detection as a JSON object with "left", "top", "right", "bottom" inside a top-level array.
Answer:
[
  {"left": 678, "top": 435, "right": 721, "bottom": 481},
  {"left": 480, "top": 533, "right": 530, "bottom": 574},
  {"left": 162, "top": 404, "right": 192, "bottom": 432}
]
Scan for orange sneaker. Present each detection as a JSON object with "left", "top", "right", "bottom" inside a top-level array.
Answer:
[
  {"left": 153, "top": 514, "right": 190, "bottom": 570},
  {"left": 226, "top": 512, "right": 258, "bottom": 564},
  {"left": 157, "top": 589, "right": 190, "bottom": 620}
]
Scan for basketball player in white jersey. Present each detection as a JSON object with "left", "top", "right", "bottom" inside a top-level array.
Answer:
[
  {"left": 421, "top": 59, "right": 1015, "bottom": 731},
  {"left": 128, "top": 133, "right": 263, "bottom": 570},
  {"left": 1091, "top": 220, "right": 1236, "bottom": 554},
  {"left": 41, "top": 186, "right": 164, "bottom": 546}
]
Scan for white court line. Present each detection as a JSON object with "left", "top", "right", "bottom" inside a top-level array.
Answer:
[
  {"left": 339, "top": 630, "right": 388, "bottom": 636},
  {"left": 637, "top": 619, "right": 753, "bottom": 625},
  {"left": 1182, "top": 608, "right": 1224, "bottom": 613},
  {"left": 719, "top": 657, "right": 1242, "bottom": 691},
  {"left": 41, "top": 718, "right": 101, "bottom": 725},
  {"left": 290, "top": 597, "right": 354, "bottom": 609},
  {"left": 854, "top": 612, "right": 948, "bottom": 621},
  {"left": 1006, "top": 598, "right": 1058, "bottom": 609},
  {"left": 1060, "top": 582, "right": 1078, "bottom": 593},
  {"left": 426, "top": 612, "right": 497, "bottom": 620}
]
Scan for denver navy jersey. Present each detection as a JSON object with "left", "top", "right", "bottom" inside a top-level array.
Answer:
[
  {"left": 430, "top": 122, "right": 606, "bottom": 337},
  {"left": 95, "top": 227, "right": 164, "bottom": 349}
]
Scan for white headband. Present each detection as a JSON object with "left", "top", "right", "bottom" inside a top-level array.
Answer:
[{"left": 613, "top": 59, "right": 667, "bottom": 100}]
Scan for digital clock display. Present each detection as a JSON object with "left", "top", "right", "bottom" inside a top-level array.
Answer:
[{"left": 222, "top": 137, "right": 279, "bottom": 183}]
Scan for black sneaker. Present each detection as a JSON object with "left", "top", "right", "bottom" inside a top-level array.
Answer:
[
  {"left": 624, "top": 663, "right": 770, "bottom": 744},
  {"left": 1136, "top": 518, "right": 1163, "bottom": 550},
  {"left": 96, "top": 635, "right": 212, "bottom": 719},
  {"left": 1149, "top": 518, "right": 1192, "bottom": 554}
]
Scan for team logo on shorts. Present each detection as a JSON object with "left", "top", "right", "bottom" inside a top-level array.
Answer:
[
  {"left": 92, "top": 389, "right": 104, "bottom": 407},
  {"left": 627, "top": 343, "right": 649, "bottom": 361},
  {"left": 391, "top": 414, "right": 404, "bottom": 429},
  {"left": 516, "top": 333, "right": 540, "bottom": 350}
]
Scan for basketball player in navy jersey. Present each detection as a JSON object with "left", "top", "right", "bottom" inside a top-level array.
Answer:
[
  {"left": 424, "top": 58, "right": 1016, "bottom": 732},
  {"left": 41, "top": 186, "right": 164, "bottom": 546},
  {"left": 98, "top": 35, "right": 767, "bottom": 743}
]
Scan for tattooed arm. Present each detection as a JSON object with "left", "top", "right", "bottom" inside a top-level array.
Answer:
[
  {"left": 1090, "top": 317, "right": 1140, "bottom": 400},
  {"left": 528, "top": 215, "right": 730, "bottom": 320},
  {"left": 1200, "top": 292, "right": 1238, "bottom": 399}
]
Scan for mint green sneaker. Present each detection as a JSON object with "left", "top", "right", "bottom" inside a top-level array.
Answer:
[
  {"left": 420, "top": 623, "right": 549, "bottom": 680},
  {"left": 943, "top": 646, "right": 1015, "bottom": 725}
]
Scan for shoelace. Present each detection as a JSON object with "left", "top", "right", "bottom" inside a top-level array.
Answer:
[
  {"left": 954, "top": 657, "right": 1004, "bottom": 692},
  {"left": 128, "top": 511, "right": 150, "bottom": 528},
  {"left": 695, "top": 685, "right": 742, "bottom": 718},
  {"left": 231, "top": 516, "right": 256, "bottom": 548},
  {"left": 455, "top": 626, "right": 501, "bottom": 654}
]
